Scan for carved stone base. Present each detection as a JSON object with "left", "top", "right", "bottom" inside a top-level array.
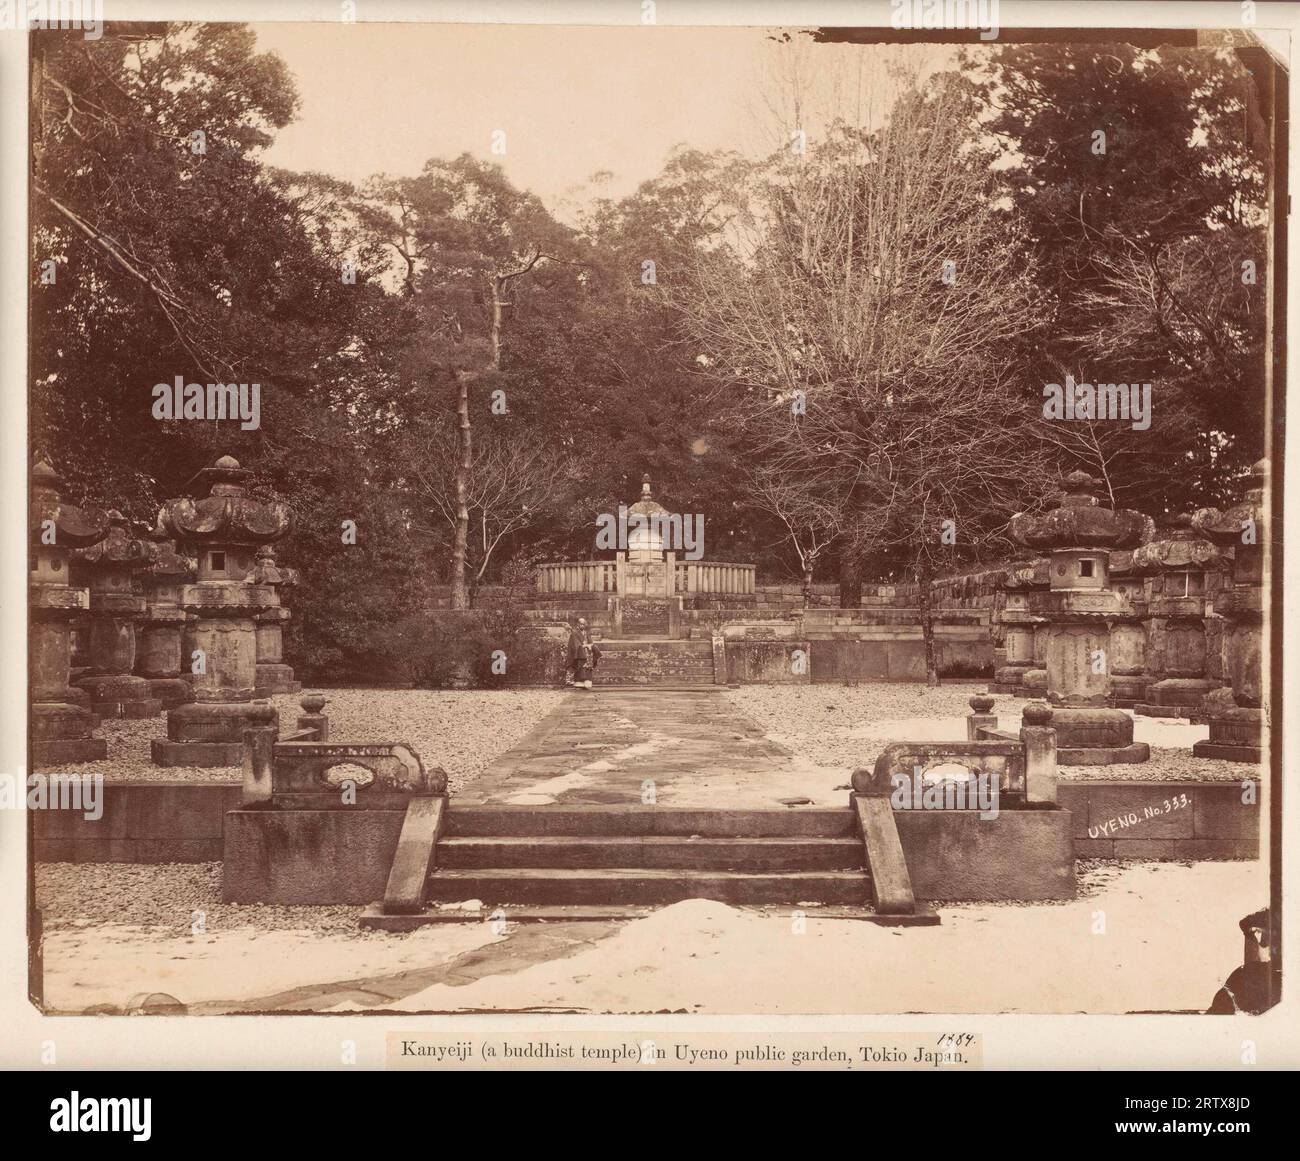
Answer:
[
  {"left": 1134, "top": 677, "right": 1218, "bottom": 719},
  {"left": 1049, "top": 706, "right": 1149, "bottom": 765},
  {"left": 1109, "top": 675, "right": 1150, "bottom": 709},
  {"left": 31, "top": 702, "right": 108, "bottom": 767},
  {"left": 75, "top": 674, "right": 162, "bottom": 719},
  {"left": 152, "top": 699, "right": 279, "bottom": 768},
  {"left": 1193, "top": 706, "right": 1265, "bottom": 764},
  {"left": 255, "top": 663, "right": 301, "bottom": 697},
  {"left": 33, "top": 737, "right": 109, "bottom": 766},
  {"left": 993, "top": 663, "right": 1035, "bottom": 687},
  {"left": 146, "top": 676, "right": 194, "bottom": 709}
]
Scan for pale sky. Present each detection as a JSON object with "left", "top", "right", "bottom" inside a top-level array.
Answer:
[{"left": 251, "top": 23, "right": 939, "bottom": 216}]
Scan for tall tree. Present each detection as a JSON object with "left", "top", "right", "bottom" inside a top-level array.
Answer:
[
  {"left": 968, "top": 42, "right": 1268, "bottom": 508},
  {"left": 675, "top": 73, "right": 1049, "bottom": 680}
]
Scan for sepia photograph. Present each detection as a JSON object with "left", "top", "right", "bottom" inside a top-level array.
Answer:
[{"left": 3, "top": 0, "right": 1296, "bottom": 1101}]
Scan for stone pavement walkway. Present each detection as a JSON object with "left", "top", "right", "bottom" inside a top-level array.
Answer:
[{"left": 456, "top": 689, "right": 849, "bottom": 808}]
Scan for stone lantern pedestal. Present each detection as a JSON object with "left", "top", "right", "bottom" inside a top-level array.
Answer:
[
  {"left": 991, "top": 562, "right": 1047, "bottom": 695},
  {"left": 137, "top": 533, "right": 196, "bottom": 710},
  {"left": 151, "top": 456, "right": 292, "bottom": 767},
  {"left": 73, "top": 511, "right": 162, "bottom": 719},
  {"left": 1192, "top": 461, "right": 1268, "bottom": 762},
  {"left": 1009, "top": 472, "right": 1151, "bottom": 765},
  {"left": 252, "top": 546, "right": 302, "bottom": 697},
  {"left": 1129, "top": 515, "right": 1227, "bottom": 719},
  {"left": 30, "top": 461, "right": 112, "bottom": 766},
  {"left": 1104, "top": 551, "right": 1149, "bottom": 708}
]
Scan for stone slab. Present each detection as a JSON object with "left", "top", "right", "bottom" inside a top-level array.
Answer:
[
  {"left": 1193, "top": 742, "right": 1264, "bottom": 762},
  {"left": 223, "top": 809, "right": 406, "bottom": 904},
  {"left": 151, "top": 738, "right": 245, "bottom": 767},
  {"left": 853, "top": 796, "right": 916, "bottom": 914},
  {"left": 383, "top": 797, "right": 447, "bottom": 914},
  {"left": 1056, "top": 782, "right": 1259, "bottom": 860},
  {"left": 892, "top": 808, "right": 1076, "bottom": 900},
  {"left": 31, "top": 738, "right": 108, "bottom": 767},
  {"left": 1057, "top": 742, "right": 1150, "bottom": 765},
  {"left": 33, "top": 782, "right": 242, "bottom": 862},
  {"left": 421, "top": 867, "right": 872, "bottom": 907},
  {"left": 358, "top": 901, "right": 940, "bottom": 930}
]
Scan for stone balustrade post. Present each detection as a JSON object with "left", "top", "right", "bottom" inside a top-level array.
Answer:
[
  {"left": 966, "top": 693, "right": 998, "bottom": 741},
  {"left": 1019, "top": 702, "right": 1058, "bottom": 805}
]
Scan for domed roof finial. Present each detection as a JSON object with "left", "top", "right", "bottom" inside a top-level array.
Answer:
[{"left": 641, "top": 473, "right": 652, "bottom": 499}]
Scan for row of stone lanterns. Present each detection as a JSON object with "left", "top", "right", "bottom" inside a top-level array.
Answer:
[
  {"left": 30, "top": 455, "right": 300, "bottom": 769},
  {"left": 996, "top": 462, "right": 1268, "bottom": 765}
]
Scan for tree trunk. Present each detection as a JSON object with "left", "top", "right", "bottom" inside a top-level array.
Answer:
[
  {"left": 839, "top": 554, "right": 862, "bottom": 609},
  {"left": 450, "top": 369, "right": 472, "bottom": 610},
  {"left": 917, "top": 559, "right": 940, "bottom": 687}
]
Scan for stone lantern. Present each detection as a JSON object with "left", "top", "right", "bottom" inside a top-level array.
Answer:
[
  {"left": 30, "top": 460, "right": 111, "bottom": 765},
  {"left": 1129, "top": 514, "right": 1228, "bottom": 719},
  {"left": 1192, "top": 459, "right": 1268, "bottom": 762},
  {"left": 136, "top": 529, "right": 196, "bottom": 710},
  {"left": 1008, "top": 471, "right": 1151, "bottom": 764},
  {"left": 151, "top": 455, "right": 293, "bottom": 767},
  {"left": 251, "top": 545, "right": 302, "bottom": 697},
  {"left": 72, "top": 510, "right": 162, "bottom": 719}
]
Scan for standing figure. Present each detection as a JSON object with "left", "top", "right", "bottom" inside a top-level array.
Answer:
[{"left": 567, "top": 617, "right": 599, "bottom": 690}]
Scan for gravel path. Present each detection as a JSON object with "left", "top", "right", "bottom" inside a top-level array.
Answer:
[
  {"left": 724, "top": 683, "right": 1257, "bottom": 782},
  {"left": 51, "top": 688, "right": 567, "bottom": 792},
  {"left": 36, "top": 862, "right": 377, "bottom": 937}
]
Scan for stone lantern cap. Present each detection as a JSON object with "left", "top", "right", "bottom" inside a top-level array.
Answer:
[
  {"left": 73, "top": 510, "right": 159, "bottom": 571},
  {"left": 1009, "top": 471, "right": 1149, "bottom": 553},
  {"left": 251, "top": 544, "right": 298, "bottom": 587},
  {"left": 1129, "top": 512, "right": 1226, "bottom": 574},
  {"left": 144, "top": 522, "right": 196, "bottom": 580},
  {"left": 30, "top": 460, "right": 110, "bottom": 550},
  {"left": 158, "top": 454, "right": 293, "bottom": 547},
  {"left": 1192, "top": 459, "right": 1268, "bottom": 548}
]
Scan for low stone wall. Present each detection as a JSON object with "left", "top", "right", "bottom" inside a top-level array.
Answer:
[
  {"left": 895, "top": 808, "right": 1076, "bottom": 900},
  {"left": 1060, "top": 781, "right": 1258, "bottom": 860},
  {"left": 223, "top": 808, "right": 405, "bottom": 904},
  {"left": 718, "top": 611, "right": 994, "bottom": 682},
  {"left": 33, "top": 782, "right": 241, "bottom": 863},
  {"left": 32, "top": 778, "right": 1258, "bottom": 867}
]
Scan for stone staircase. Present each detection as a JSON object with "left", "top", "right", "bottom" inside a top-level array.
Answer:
[
  {"left": 594, "top": 637, "right": 716, "bottom": 687},
  {"left": 422, "top": 806, "right": 869, "bottom": 906}
]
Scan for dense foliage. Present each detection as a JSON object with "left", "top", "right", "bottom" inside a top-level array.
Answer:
[{"left": 30, "top": 26, "right": 1272, "bottom": 681}]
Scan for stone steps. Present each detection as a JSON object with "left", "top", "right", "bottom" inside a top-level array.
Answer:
[
  {"left": 593, "top": 638, "right": 716, "bottom": 686},
  {"left": 436, "top": 835, "right": 864, "bottom": 871},
  {"left": 445, "top": 805, "right": 856, "bottom": 837},
  {"left": 422, "top": 805, "right": 868, "bottom": 906},
  {"left": 422, "top": 867, "right": 872, "bottom": 906}
]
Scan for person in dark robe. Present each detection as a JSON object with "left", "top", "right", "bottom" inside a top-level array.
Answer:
[
  {"left": 567, "top": 617, "right": 599, "bottom": 689},
  {"left": 1208, "top": 908, "right": 1274, "bottom": 1014}
]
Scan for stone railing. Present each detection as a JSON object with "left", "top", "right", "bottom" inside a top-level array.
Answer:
[
  {"left": 536, "top": 559, "right": 756, "bottom": 597},
  {"left": 673, "top": 560, "right": 755, "bottom": 596},
  {"left": 536, "top": 561, "right": 619, "bottom": 595}
]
